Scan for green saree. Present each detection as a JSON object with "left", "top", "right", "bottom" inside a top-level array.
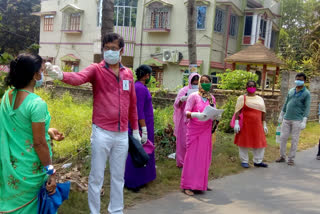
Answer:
[{"left": 0, "top": 89, "right": 52, "bottom": 213}]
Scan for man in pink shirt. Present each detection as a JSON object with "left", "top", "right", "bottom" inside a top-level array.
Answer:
[{"left": 46, "top": 33, "right": 140, "bottom": 214}]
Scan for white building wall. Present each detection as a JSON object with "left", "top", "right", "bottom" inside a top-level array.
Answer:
[{"left": 39, "top": 0, "right": 101, "bottom": 70}]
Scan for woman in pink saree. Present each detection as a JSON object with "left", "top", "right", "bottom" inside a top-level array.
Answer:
[
  {"left": 181, "top": 75, "right": 216, "bottom": 196},
  {"left": 173, "top": 73, "right": 200, "bottom": 168}
]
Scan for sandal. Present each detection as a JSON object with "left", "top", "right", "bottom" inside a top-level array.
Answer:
[
  {"left": 207, "top": 187, "right": 213, "bottom": 191},
  {"left": 183, "top": 189, "right": 194, "bottom": 196},
  {"left": 287, "top": 159, "right": 294, "bottom": 166}
]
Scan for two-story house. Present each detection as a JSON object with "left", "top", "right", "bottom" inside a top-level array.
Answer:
[
  {"left": 135, "top": 0, "right": 282, "bottom": 89},
  {"left": 34, "top": 0, "right": 281, "bottom": 90}
]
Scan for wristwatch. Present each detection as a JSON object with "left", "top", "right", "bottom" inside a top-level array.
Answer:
[{"left": 44, "top": 165, "right": 56, "bottom": 175}]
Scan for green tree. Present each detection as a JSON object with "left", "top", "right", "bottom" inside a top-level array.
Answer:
[
  {"left": 279, "top": 0, "right": 320, "bottom": 76},
  {"left": 0, "top": 0, "right": 40, "bottom": 55}
]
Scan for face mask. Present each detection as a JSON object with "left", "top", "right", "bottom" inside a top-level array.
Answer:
[
  {"left": 247, "top": 87, "right": 256, "bottom": 93},
  {"left": 35, "top": 73, "right": 43, "bottom": 88},
  {"left": 201, "top": 83, "right": 211, "bottom": 92},
  {"left": 145, "top": 76, "right": 151, "bottom": 85},
  {"left": 295, "top": 80, "right": 304, "bottom": 86},
  {"left": 191, "top": 85, "right": 198, "bottom": 89},
  {"left": 104, "top": 49, "right": 121, "bottom": 65}
]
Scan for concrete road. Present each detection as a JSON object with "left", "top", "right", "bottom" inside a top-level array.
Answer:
[{"left": 126, "top": 146, "right": 320, "bottom": 214}]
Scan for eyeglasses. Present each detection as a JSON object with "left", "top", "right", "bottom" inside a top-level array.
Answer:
[{"left": 103, "top": 47, "right": 120, "bottom": 51}]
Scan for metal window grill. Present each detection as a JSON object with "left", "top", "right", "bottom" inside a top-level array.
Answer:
[
  {"left": 44, "top": 15, "right": 54, "bottom": 31},
  {"left": 145, "top": 3, "right": 170, "bottom": 30}
]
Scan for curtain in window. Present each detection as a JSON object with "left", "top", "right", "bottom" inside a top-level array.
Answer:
[{"left": 197, "top": 6, "right": 207, "bottom": 29}]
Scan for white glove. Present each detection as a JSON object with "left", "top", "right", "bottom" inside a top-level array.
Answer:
[
  {"left": 132, "top": 129, "right": 141, "bottom": 144},
  {"left": 191, "top": 112, "right": 207, "bottom": 121},
  {"left": 234, "top": 120, "right": 240, "bottom": 134},
  {"left": 180, "top": 96, "right": 188, "bottom": 102},
  {"left": 278, "top": 111, "right": 284, "bottom": 123},
  {"left": 263, "top": 121, "right": 268, "bottom": 135},
  {"left": 300, "top": 117, "right": 307, "bottom": 130},
  {"left": 45, "top": 62, "right": 63, "bottom": 80},
  {"left": 141, "top": 126, "right": 148, "bottom": 144}
]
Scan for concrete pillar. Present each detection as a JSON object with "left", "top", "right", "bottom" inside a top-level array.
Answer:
[
  {"left": 250, "top": 13, "right": 258, "bottom": 45},
  {"left": 256, "top": 15, "right": 261, "bottom": 43}
]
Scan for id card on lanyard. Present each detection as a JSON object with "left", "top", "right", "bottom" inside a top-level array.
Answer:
[{"left": 123, "top": 80, "right": 129, "bottom": 91}]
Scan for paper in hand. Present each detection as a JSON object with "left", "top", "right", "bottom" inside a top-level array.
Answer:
[{"left": 201, "top": 106, "right": 225, "bottom": 121}]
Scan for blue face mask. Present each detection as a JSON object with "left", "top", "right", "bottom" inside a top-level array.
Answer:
[
  {"left": 35, "top": 73, "right": 43, "bottom": 88},
  {"left": 191, "top": 85, "right": 198, "bottom": 89},
  {"left": 295, "top": 80, "right": 304, "bottom": 86},
  {"left": 104, "top": 49, "right": 121, "bottom": 65}
]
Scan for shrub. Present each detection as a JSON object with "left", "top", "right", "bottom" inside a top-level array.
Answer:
[
  {"left": 153, "top": 106, "right": 176, "bottom": 160},
  {"left": 219, "top": 95, "right": 237, "bottom": 133},
  {"left": 0, "top": 52, "right": 14, "bottom": 65},
  {"left": 217, "top": 69, "right": 258, "bottom": 90}
]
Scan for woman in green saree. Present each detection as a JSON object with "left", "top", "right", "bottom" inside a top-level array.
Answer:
[{"left": 0, "top": 54, "right": 64, "bottom": 213}]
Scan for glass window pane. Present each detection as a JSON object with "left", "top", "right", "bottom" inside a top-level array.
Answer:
[
  {"left": 119, "top": 0, "right": 125, "bottom": 6},
  {"left": 197, "top": 6, "right": 207, "bottom": 29},
  {"left": 129, "top": 0, "right": 138, "bottom": 7},
  {"left": 244, "top": 16, "right": 252, "bottom": 36},
  {"left": 114, "top": 6, "right": 118, "bottom": 25},
  {"left": 124, "top": 7, "right": 130, "bottom": 26},
  {"left": 114, "top": 0, "right": 120, "bottom": 6},
  {"left": 214, "top": 9, "right": 223, "bottom": 32},
  {"left": 131, "top": 7, "right": 137, "bottom": 27},
  {"left": 118, "top": 7, "right": 124, "bottom": 26},
  {"left": 229, "top": 15, "right": 237, "bottom": 36}
]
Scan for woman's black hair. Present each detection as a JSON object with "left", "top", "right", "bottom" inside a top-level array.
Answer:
[
  {"left": 191, "top": 75, "right": 199, "bottom": 83},
  {"left": 136, "top": 65, "right": 152, "bottom": 80},
  {"left": 246, "top": 80, "right": 257, "bottom": 88},
  {"left": 5, "top": 53, "right": 43, "bottom": 89},
  {"left": 102, "top": 32, "right": 125, "bottom": 49},
  {"left": 201, "top": 74, "right": 212, "bottom": 82}
]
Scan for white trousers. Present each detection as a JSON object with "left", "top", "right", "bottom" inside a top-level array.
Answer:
[
  {"left": 279, "top": 119, "right": 302, "bottom": 161},
  {"left": 88, "top": 124, "right": 129, "bottom": 214},
  {"left": 239, "top": 147, "right": 265, "bottom": 164}
]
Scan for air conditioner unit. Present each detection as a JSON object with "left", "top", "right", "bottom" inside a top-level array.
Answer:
[{"left": 163, "top": 49, "right": 179, "bottom": 63}]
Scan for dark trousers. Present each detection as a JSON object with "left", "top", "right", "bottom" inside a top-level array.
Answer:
[{"left": 318, "top": 139, "right": 320, "bottom": 156}]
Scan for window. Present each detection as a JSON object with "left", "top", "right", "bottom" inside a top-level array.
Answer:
[
  {"left": 214, "top": 8, "right": 225, "bottom": 33},
  {"left": 270, "top": 30, "right": 277, "bottom": 49},
  {"left": 210, "top": 72, "right": 219, "bottom": 84},
  {"left": 229, "top": 15, "right": 238, "bottom": 36},
  {"left": 151, "top": 69, "right": 163, "bottom": 86},
  {"left": 151, "top": 8, "right": 169, "bottom": 29},
  {"left": 197, "top": 6, "right": 207, "bottom": 30},
  {"left": 145, "top": 2, "right": 171, "bottom": 30},
  {"left": 61, "top": 5, "right": 83, "bottom": 32},
  {"left": 44, "top": 15, "right": 54, "bottom": 31},
  {"left": 70, "top": 13, "right": 81, "bottom": 31},
  {"left": 244, "top": 16, "right": 252, "bottom": 36},
  {"left": 113, "top": 0, "right": 138, "bottom": 27},
  {"left": 259, "top": 19, "right": 267, "bottom": 38}
]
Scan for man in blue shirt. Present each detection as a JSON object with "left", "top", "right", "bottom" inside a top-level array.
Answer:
[{"left": 276, "top": 73, "right": 311, "bottom": 165}]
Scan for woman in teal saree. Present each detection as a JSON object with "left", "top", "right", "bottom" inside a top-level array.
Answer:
[{"left": 0, "top": 54, "right": 64, "bottom": 213}]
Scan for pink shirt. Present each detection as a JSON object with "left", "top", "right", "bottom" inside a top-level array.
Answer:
[{"left": 62, "top": 61, "right": 138, "bottom": 132}]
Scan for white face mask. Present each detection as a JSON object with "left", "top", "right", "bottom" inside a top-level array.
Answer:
[
  {"left": 191, "top": 84, "right": 199, "bottom": 89},
  {"left": 35, "top": 73, "right": 44, "bottom": 88},
  {"left": 104, "top": 49, "right": 121, "bottom": 65}
]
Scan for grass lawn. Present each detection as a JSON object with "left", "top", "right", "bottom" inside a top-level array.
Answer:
[{"left": 58, "top": 122, "right": 319, "bottom": 214}]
